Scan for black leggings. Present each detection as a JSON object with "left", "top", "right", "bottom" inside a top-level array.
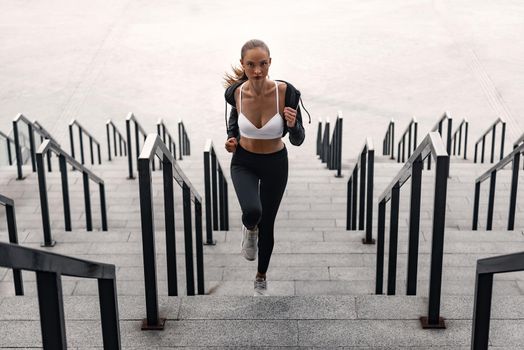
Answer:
[{"left": 230, "top": 143, "right": 288, "bottom": 274}]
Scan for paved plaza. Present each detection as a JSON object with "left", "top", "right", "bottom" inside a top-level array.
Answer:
[{"left": 0, "top": 0, "right": 524, "bottom": 348}]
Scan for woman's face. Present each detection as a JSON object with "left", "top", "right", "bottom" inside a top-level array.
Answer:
[{"left": 240, "top": 47, "right": 271, "bottom": 81}]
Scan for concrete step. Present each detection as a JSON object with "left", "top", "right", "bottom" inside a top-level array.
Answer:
[{"left": 0, "top": 294, "right": 522, "bottom": 348}]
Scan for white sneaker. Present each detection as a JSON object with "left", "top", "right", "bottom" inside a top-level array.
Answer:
[
  {"left": 241, "top": 225, "right": 258, "bottom": 261},
  {"left": 254, "top": 277, "right": 269, "bottom": 296}
]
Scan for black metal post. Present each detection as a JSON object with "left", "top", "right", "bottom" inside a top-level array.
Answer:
[
  {"left": 126, "top": 120, "right": 134, "bottom": 179},
  {"left": 508, "top": 152, "right": 520, "bottom": 230},
  {"left": 446, "top": 118, "right": 452, "bottom": 156},
  {"left": 162, "top": 157, "right": 178, "bottom": 296},
  {"left": 182, "top": 183, "right": 195, "bottom": 296},
  {"left": 5, "top": 203, "right": 23, "bottom": 295},
  {"left": 219, "top": 169, "right": 226, "bottom": 230},
  {"left": 490, "top": 125, "right": 496, "bottom": 163},
  {"left": 346, "top": 177, "right": 352, "bottom": 230},
  {"left": 178, "top": 123, "right": 183, "bottom": 160},
  {"left": 99, "top": 183, "right": 108, "bottom": 231},
  {"left": 486, "top": 171, "right": 496, "bottom": 230},
  {"left": 464, "top": 122, "right": 469, "bottom": 159},
  {"left": 97, "top": 143, "right": 101, "bottom": 165},
  {"left": 387, "top": 184, "right": 400, "bottom": 295},
  {"left": 336, "top": 118, "right": 343, "bottom": 177},
  {"left": 138, "top": 157, "right": 164, "bottom": 330},
  {"left": 500, "top": 122, "right": 506, "bottom": 160},
  {"left": 375, "top": 200, "right": 386, "bottom": 294},
  {"left": 195, "top": 200, "right": 205, "bottom": 295},
  {"left": 351, "top": 167, "right": 358, "bottom": 230},
  {"left": 36, "top": 271, "right": 67, "bottom": 350},
  {"left": 317, "top": 120, "right": 322, "bottom": 157},
  {"left": 363, "top": 148, "right": 375, "bottom": 245},
  {"left": 472, "top": 182, "right": 481, "bottom": 230},
  {"left": 28, "top": 123, "right": 36, "bottom": 172},
  {"left": 481, "top": 136, "right": 486, "bottom": 163},
  {"left": 59, "top": 155, "right": 71, "bottom": 231},
  {"left": 13, "top": 121, "right": 23, "bottom": 179},
  {"left": 406, "top": 157, "right": 422, "bottom": 295},
  {"left": 79, "top": 127, "right": 85, "bottom": 165},
  {"left": 474, "top": 143, "right": 478, "bottom": 163},
  {"left": 223, "top": 181, "right": 229, "bottom": 230},
  {"left": 421, "top": 154, "right": 449, "bottom": 329},
  {"left": 203, "top": 149, "right": 215, "bottom": 245},
  {"left": 98, "top": 278, "right": 121, "bottom": 349},
  {"left": 37, "top": 153, "right": 54, "bottom": 247},
  {"left": 359, "top": 150, "right": 366, "bottom": 230},
  {"left": 211, "top": 151, "right": 218, "bottom": 231},
  {"left": 83, "top": 172, "right": 92, "bottom": 231},
  {"left": 471, "top": 273, "right": 493, "bottom": 350},
  {"left": 106, "top": 124, "right": 112, "bottom": 161},
  {"left": 89, "top": 137, "right": 94, "bottom": 165}
]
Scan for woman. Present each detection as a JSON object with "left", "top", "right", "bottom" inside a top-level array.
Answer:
[{"left": 223, "top": 39, "right": 309, "bottom": 296}]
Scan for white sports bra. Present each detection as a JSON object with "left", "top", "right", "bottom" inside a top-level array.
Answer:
[{"left": 238, "top": 81, "right": 284, "bottom": 139}]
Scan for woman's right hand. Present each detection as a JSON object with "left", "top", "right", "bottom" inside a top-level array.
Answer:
[{"left": 225, "top": 137, "right": 238, "bottom": 153}]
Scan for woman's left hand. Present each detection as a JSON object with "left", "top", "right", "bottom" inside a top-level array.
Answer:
[{"left": 283, "top": 107, "right": 297, "bottom": 128}]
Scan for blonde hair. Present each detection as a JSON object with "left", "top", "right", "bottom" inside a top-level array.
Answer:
[{"left": 223, "top": 39, "right": 271, "bottom": 88}]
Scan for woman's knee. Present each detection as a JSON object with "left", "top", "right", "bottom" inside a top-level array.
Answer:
[{"left": 243, "top": 205, "right": 262, "bottom": 229}]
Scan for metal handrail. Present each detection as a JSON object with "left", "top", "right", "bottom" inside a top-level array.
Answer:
[
  {"left": 0, "top": 130, "right": 14, "bottom": 166},
  {"left": 12, "top": 114, "right": 57, "bottom": 179},
  {"left": 178, "top": 119, "right": 191, "bottom": 160},
  {"left": 427, "top": 112, "right": 452, "bottom": 170},
  {"left": 327, "top": 112, "right": 343, "bottom": 177},
  {"left": 156, "top": 118, "right": 177, "bottom": 170},
  {"left": 347, "top": 137, "right": 375, "bottom": 245},
  {"left": 137, "top": 134, "right": 204, "bottom": 330},
  {"left": 203, "top": 139, "right": 229, "bottom": 245},
  {"left": 474, "top": 117, "right": 506, "bottom": 164},
  {"left": 376, "top": 132, "right": 449, "bottom": 329},
  {"left": 320, "top": 117, "right": 330, "bottom": 164},
  {"left": 36, "top": 139, "right": 107, "bottom": 247},
  {"left": 0, "top": 242, "right": 121, "bottom": 349},
  {"left": 0, "top": 194, "right": 23, "bottom": 295},
  {"left": 382, "top": 119, "right": 395, "bottom": 159},
  {"left": 126, "top": 112, "right": 148, "bottom": 179},
  {"left": 397, "top": 117, "right": 417, "bottom": 163},
  {"left": 451, "top": 118, "right": 469, "bottom": 159},
  {"left": 471, "top": 251, "right": 524, "bottom": 349},
  {"left": 472, "top": 142, "right": 523, "bottom": 231},
  {"left": 106, "top": 119, "right": 127, "bottom": 161},
  {"left": 316, "top": 118, "right": 322, "bottom": 158},
  {"left": 69, "top": 119, "right": 102, "bottom": 165}
]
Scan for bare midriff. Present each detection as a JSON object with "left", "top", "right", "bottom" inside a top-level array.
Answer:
[{"left": 239, "top": 136, "right": 284, "bottom": 154}]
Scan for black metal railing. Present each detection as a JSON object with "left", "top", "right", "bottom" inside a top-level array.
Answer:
[
  {"left": 451, "top": 118, "right": 469, "bottom": 160},
  {"left": 514, "top": 132, "right": 524, "bottom": 170},
  {"left": 471, "top": 251, "right": 524, "bottom": 350},
  {"left": 178, "top": 119, "right": 191, "bottom": 160},
  {"left": 156, "top": 118, "right": 178, "bottom": 170},
  {"left": 36, "top": 139, "right": 108, "bottom": 247},
  {"left": 382, "top": 119, "right": 395, "bottom": 160},
  {"left": 474, "top": 117, "right": 506, "bottom": 164},
  {"left": 397, "top": 117, "right": 417, "bottom": 163},
  {"left": 69, "top": 119, "right": 102, "bottom": 166},
  {"left": 126, "top": 113, "right": 148, "bottom": 179},
  {"left": 106, "top": 119, "right": 127, "bottom": 161},
  {"left": 12, "top": 114, "right": 57, "bottom": 180},
  {"left": 316, "top": 118, "right": 322, "bottom": 158},
  {"left": 138, "top": 133, "right": 205, "bottom": 330},
  {"left": 427, "top": 112, "right": 452, "bottom": 170},
  {"left": 0, "top": 242, "right": 121, "bottom": 349},
  {"left": 0, "top": 130, "right": 14, "bottom": 166},
  {"left": 203, "top": 139, "right": 229, "bottom": 245},
  {"left": 346, "top": 137, "right": 375, "bottom": 244},
  {"left": 328, "top": 113, "right": 343, "bottom": 177},
  {"left": 472, "top": 142, "right": 523, "bottom": 231},
  {"left": 319, "top": 117, "right": 330, "bottom": 163},
  {"left": 375, "top": 132, "right": 449, "bottom": 329},
  {"left": 0, "top": 194, "right": 23, "bottom": 295}
]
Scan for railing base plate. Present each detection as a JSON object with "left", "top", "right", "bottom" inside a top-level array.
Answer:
[
  {"left": 127, "top": 176, "right": 135, "bottom": 180},
  {"left": 41, "top": 240, "right": 56, "bottom": 247},
  {"left": 419, "top": 316, "right": 446, "bottom": 329},
  {"left": 141, "top": 318, "right": 166, "bottom": 331},
  {"left": 204, "top": 240, "right": 217, "bottom": 246},
  {"left": 362, "top": 238, "right": 376, "bottom": 245}
]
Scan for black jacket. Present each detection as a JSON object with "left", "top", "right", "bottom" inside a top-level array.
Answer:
[{"left": 224, "top": 79, "right": 310, "bottom": 146}]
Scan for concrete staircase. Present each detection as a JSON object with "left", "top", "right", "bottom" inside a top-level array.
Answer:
[{"left": 0, "top": 142, "right": 523, "bottom": 348}]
